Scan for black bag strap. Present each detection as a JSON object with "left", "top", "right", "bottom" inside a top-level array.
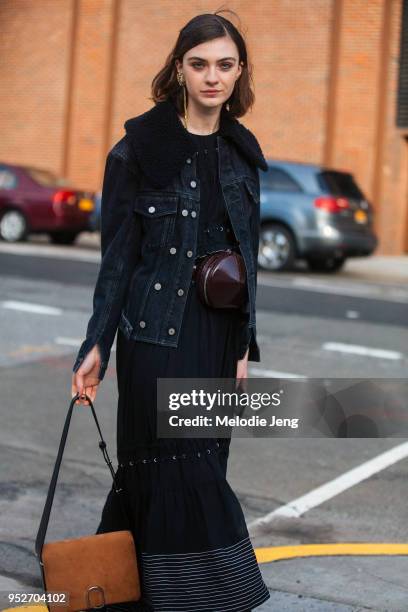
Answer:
[{"left": 35, "top": 392, "right": 131, "bottom": 565}]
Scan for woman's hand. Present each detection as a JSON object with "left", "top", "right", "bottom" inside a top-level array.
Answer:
[
  {"left": 71, "top": 344, "right": 102, "bottom": 406},
  {"left": 235, "top": 348, "right": 249, "bottom": 392}
]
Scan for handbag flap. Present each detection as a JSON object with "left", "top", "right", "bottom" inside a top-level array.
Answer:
[{"left": 42, "top": 530, "right": 140, "bottom": 612}]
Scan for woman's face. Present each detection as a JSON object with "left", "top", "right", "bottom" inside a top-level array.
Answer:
[{"left": 175, "top": 35, "right": 243, "bottom": 112}]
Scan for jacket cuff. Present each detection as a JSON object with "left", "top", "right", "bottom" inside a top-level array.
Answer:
[
  {"left": 247, "top": 327, "right": 261, "bottom": 362},
  {"left": 238, "top": 320, "right": 261, "bottom": 362},
  {"left": 238, "top": 324, "right": 251, "bottom": 360},
  {"left": 72, "top": 336, "right": 110, "bottom": 381}
]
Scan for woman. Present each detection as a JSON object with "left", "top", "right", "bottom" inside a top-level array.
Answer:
[{"left": 71, "top": 11, "right": 270, "bottom": 612}]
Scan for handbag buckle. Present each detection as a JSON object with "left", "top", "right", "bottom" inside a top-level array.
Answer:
[{"left": 86, "top": 585, "right": 106, "bottom": 609}]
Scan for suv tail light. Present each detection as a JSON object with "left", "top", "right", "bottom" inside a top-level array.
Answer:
[{"left": 314, "top": 196, "right": 350, "bottom": 213}]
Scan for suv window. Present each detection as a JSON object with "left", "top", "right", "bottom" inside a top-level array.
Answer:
[
  {"left": 0, "top": 166, "right": 17, "bottom": 189},
  {"left": 318, "top": 170, "right": 365, "bottom": 199},
  {"left": 262, "top": 167, "right": 303, "bottom": 192}
]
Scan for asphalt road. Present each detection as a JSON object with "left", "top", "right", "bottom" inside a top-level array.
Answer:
[{"left": 0, "top": 241, "right": 407, "bottom": 611}]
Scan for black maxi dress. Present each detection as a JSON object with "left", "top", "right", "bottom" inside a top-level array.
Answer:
[{"left": 95, "top": 130, "right": 270, "bottom": 612}]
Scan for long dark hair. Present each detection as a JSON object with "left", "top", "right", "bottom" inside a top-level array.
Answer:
[{"left": 150, "top": 10, "right": 255, "bottom": 118}]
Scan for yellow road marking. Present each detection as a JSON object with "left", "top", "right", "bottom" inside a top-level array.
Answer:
[
  {"left": 255, "top": 542, "right": 408, "bottom": 563},
  {"left": 8, "top": 343, "right": 55, "bottom": 357}
]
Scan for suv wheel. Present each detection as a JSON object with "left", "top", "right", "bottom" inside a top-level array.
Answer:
[
  {"left": 307, "top": 256, "right": 346, "bottom": 272},
  {"left": 0, "top": 209, "right": 28, "bottom": 242},
  {"left": 258, "top": 223, "right": 296, "bottom": 271}
]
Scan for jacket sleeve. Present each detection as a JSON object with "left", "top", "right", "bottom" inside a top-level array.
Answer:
[
  {"left": 72, "top": 144, "right": 142, "bottom": 381},
  {"left": 238, "top": 170, "right": 261, "bottom": 362}
]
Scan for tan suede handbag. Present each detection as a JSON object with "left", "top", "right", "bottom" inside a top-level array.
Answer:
[{"left": 35, "top": 392, "right": 141, "bottom": 612}]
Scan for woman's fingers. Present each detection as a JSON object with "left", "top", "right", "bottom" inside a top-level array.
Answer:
[
  {"left": 73, "top": 375, "right": 100, "bottom": 406},
  {"left": 71, "top": 374, "right": 81, "bottom": 405},
  {"left": 235, "top": 358, "right": 248, "bottom": 391},
  {"left": 78, "top": 384, "right": 96, "bottom": 406},
  {"left": 72, "top": 384, "right": 99, "bottom": 407},
  {"left": 71, "top": 374, "right": 91, "bottom": 406},
  {"left": 74, "top": 371, "right": 85, "bottom": 398},
  {"left": 71, "top": 344, "right": 102, "bottom": 406},
  {"left": 86, "top": 385, "right": 98, "bottom": 404}
]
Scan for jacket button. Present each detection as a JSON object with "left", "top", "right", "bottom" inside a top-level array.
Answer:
[
  {"left": 191, "top": 211, "right": 197, "bottom": 218},
  {"left": 169, "top": 247, "right": 177, "bottom": 254},
  {"left": 186, "top": 158, "right": 192, "bottom": 164},
  {"left": 177, "top": 289, "right": 184, "bottom": 296},
  {"left": 186, "top": 250, "right": 193, "bottom": 257},
  {"left": 181, "top": 209, "right": 188, "bottom": 216},
  {"left": 168, "top": 327, "right": 176, "bottom": 335},
  {"left": 190, "top": 180, "right": 197, "bottom": 188},
  {"left": 148, "top": 206, "right": 155, "bottom": 213},
  {"left": 154, "top": 283, "right": 162, "bottom": 290},
  {"left": 139, "top": 320, "right": 146, "bottom": 328}
]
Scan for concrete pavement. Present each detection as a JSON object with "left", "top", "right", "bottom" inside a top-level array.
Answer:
[
  {"left": 337, "top": 255, "right": 408, "bottom": 286},
  {"left": 1, "top": 551, "right": 406, "bottom": 611}
]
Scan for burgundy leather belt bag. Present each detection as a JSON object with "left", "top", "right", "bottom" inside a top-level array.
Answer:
[{"left": 192, "top": 248, "right": 247, "bottom": 309}]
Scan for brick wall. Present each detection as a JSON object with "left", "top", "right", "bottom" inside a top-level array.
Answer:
[{"left": 0, "top": 0, "right": 407, "bottom": 253}]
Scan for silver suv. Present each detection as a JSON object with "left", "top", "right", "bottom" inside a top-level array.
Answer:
[{"left": 258, "top": 160, "right": 378, "bottom": 272}]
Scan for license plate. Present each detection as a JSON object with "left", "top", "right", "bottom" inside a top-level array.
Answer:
[
  {"left": 78, "top": 197, "right": 94, "bottom": 211},
  {"left": 354, "top": 209, "right": 367, "bottom": 224}
]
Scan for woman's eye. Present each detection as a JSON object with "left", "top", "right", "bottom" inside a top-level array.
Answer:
[{"left": 191, "top": 63, "right": 233, "bottom": 70}]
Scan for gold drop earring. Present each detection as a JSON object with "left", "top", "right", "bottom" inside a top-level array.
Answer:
[{"left": 177, "top": 71, "right": 188, "bottom": 130}]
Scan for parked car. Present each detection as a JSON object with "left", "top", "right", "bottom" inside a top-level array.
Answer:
[
  {"left": 0, "top": 163, "right": 95, "bottom": 244},
  {"left": 258, "top": 161, "right": 378, "bottom": 272}
]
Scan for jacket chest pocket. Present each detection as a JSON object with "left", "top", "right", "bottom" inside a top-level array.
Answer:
[{"left": 133, "top": 194, "right": 178, "bottom": 249}]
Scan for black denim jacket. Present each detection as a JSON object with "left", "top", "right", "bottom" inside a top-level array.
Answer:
[{"left": 72, "top": 99, "right": 268, "bottom": 380}]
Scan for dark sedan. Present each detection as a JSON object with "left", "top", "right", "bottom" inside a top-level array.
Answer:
[{"left": 0, "top": 163, "right": 95, "bottom": 244}]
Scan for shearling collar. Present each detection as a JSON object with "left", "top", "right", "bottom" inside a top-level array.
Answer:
[{"left": 123, "top": 98, "right": 268, "bottom": 189}]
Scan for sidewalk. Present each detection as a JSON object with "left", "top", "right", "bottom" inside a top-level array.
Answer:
[
  {"left": 257, "top": 553, "right": 408, "bottom": 611},
  {"left": 2, "top": 553, "right": 407, "bottom": 611},
  {"left": 339, "top": 255, "right": 408, "bottom": 286}
]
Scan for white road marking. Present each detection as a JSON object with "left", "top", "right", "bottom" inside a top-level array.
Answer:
[
  {"left": 322, "top": 341, "right": 403, "bottom": 360},
  {"left": 248, "top": 441, "right": 408, "bottom": 527},
  {"left": 345, "top": 310, "right": 360, "bottom": 319},
  {"left": 293, "top": 277, "right": 378, "bottom": 296},
  {"left": 258, "top": 274, "right": 408, "bottom": 303},
  {"left": 55, "top": 337, "right": 82, "bottom": 346},
  {"left": 1, "top": 300, "right": 62, "bottom": 315},
  {"left": 249, "top": 367, "right": 307, "bottom": 379}
]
